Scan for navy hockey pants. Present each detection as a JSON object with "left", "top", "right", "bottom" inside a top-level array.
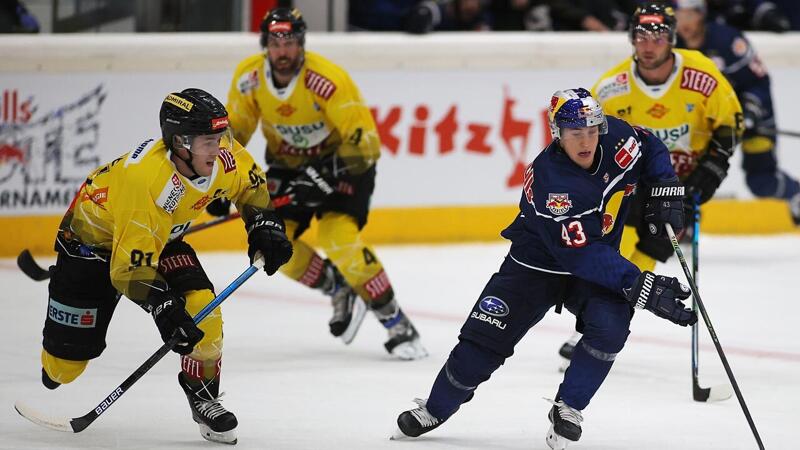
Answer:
[{"left": 425, "top": 256, "right": 633, "bottom": 419}]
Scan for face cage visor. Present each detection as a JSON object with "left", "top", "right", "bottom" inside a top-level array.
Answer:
[
  {"left": 631, "top": 26, "right": 675, "bottom": 46},
  {"left": 177, "top": 127, "right": 233, "bottom": 158},
  {"left": 549, "top": 103, "right": 608, "bottom": 140}
]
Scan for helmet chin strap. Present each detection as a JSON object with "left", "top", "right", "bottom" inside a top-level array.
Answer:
[{"left": 174, "top": 136, "right": 203, "bottom": 179}]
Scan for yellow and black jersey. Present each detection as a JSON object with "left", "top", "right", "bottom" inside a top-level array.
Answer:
[
  {"left": 592, "top": 48, "right": 742, "bottom": 178},
  {"left": 226, "top": 50, "right": 380, "bottom": 175},
  {"left": 59, "top": 138, "right": 271, "bottom": 302}
]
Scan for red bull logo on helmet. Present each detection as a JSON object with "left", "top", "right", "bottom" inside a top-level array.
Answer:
[{"left": 546, "top": 193, "right": 572, "bottom": 215}]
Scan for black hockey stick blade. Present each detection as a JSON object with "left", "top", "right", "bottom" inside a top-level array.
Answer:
[
  {"left": 17, "top": 249, "right": 52, "bottom": 281},
  {"left": 694, "top": 382, "right": 733, "bottom": 402}
]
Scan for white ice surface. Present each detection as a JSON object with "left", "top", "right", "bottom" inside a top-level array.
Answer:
[{"left": 1, "top": 236, "right": 798, "bottom": 449}]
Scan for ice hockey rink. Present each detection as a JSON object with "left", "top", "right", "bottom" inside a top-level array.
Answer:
[{"left": 1, "top": 236, "right": 798, "bottom": 450}]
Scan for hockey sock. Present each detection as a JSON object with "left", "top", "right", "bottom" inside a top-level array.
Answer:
[
  {"left": 556, "top": 340, "right": 616, "bottom": 411},
  {"left": 426, "top": 339, "right": 503, "bottom": 419}
]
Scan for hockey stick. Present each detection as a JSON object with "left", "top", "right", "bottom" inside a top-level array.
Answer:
[
  {"left": 15, "top": 194, "right": 290, "bottom": 283},
  {"left": 16, "top": 249, "right": 51, "bottom": 281},
  {"left": 665, "top": 223, "right": 764, "bottom": 450},
  {"left": 756, "top": 127, "right": 800, "bottom": 139},
  {"left": 14, "top": 257, "right": 265, "bottom": 433},
  {"left": 690, "top": 201, "right": 732, "bottom": 403}
]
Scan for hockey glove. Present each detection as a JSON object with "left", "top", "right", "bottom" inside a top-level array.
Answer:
[
  {"left": 625, "top": 272, "right": 697, "bottom": 327},
  {"left": 148, "top": 291, "right": 204, "bottom": 355},
  {"left": 206, "top": 197, "right": 231, "bottom": 217},
  {"left": 683, "top": 150, "right": 730, "bottom": 205},
  {"left": 285, "top": 164, "right": 336, "bottom": 208},
  {"left": 246, "top": 210, "right": 293, "bottom": 275},
  {"left": 642, "top": 179, "right": 685, "bottom": 238}
]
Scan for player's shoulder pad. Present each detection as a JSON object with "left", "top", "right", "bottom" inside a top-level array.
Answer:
[
  {"left": 593, "top": 64, "right": 632, "bottom": 104},
  {"left": 676, "top": 49, "right": 727, "bottom": 97},
  {"left": 233, "top": 53, "right": 266, "bottom": 95},
  {"left": 124, "top": 137, "right": 158, "bottom": 168},
  {"left": 303, "top": 51, "right": 353, "bottom": 101}
]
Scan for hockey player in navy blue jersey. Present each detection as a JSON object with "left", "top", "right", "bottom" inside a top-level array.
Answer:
[
  {"left": 392, "top": 88, "right": 697, "bottom": 449},
  {"left": 675, "top": 0, "right": 800, "bottom": 224}
]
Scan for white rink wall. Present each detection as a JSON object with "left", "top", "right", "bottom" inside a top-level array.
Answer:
[{"left": 2, "top": 32, "right": 800, "bottom": 217}]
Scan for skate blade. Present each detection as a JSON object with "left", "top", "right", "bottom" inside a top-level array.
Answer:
[
  {"left": 390, "top": 427, "right": 410, "bottom": 440},
  {"left": 340, "top": 297, "right": 367, "bottom": 345},
  {"left": 391, "top": 339, "right": 429, "bottom": 361},
  {"left": 546, "top": 424, "right": 572, "bottom": 450},
  {"left": 198, "top": 423, "right": 238, "bottom": 445}
]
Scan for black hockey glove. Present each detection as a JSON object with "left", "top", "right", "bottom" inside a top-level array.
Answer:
[
  {"left": 642, "top": 179, "right": 685, "bottom": 239},
  {"left": 206, "top": 197, "right": 231, "bottom": 217},
  {"left": 246, "top": 210, "right": 293, "bottom": 275},
  {"left": 285, "top": 164, "right": 336, "bottom": 209},
  {"left": 683, "top": 150, "right": 730, "bottom": 205},
  {"left": 625, "top": 272, "right": 697, "bottom": 327},
  {"left": 148, "top": 291, "right": 204, "bottom": 355}
]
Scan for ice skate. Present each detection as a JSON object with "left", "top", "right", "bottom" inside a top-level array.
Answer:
[
  {"left": 545, "top": 398, "right": 583, "bottom": 449},
  {"left": 391, "top": 398, "right": 444, "bottom": 439},
  {"left": 178, "top": 373, "right": 238, "bottom": 445},
  {"left": 321, "top": 259, "right": 367, "bottom": 344},
  {"left": 558, "top": 332, "right": 582, "bottom": 372},
  {"left": 791, "top": 192, "right": 800, "bottom": 225},
  {"left": 375, "top": 301, "right": 428, "bottom": 360}
]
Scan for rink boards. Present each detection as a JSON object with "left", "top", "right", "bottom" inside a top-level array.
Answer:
[{"left": 1, "top": 33, "right": 798, "bottom": 256}]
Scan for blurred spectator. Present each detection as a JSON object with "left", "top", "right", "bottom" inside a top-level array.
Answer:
[
  {"left": 348, "top": 0, "right": 419, "bottom": 31},
  {"left": 435, "top": 0, "right": 492, "bottom": 31},
  {"left": 490, "top": 0, "right": 558, "bottom": 31},
  {"left": 349, "top": 0, "right": 492, "bottom": 33},
  {"left": 700, "top": 0, "right": 791, "bottom": 31},
  {"left": 761, "top": 0, "right": 799, "bottom": 30},
  {"left": 0, "top": 0, "right": 39, "bottom": 33},
  {"left": 549, "top": 0, "right": 639, "bottom": 31}
]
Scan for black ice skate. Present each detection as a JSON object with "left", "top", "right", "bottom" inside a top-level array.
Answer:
[
  {"left": 374, "top": 302, "right": 428, "bottom": 360},
  {"left": 391, "top": 398, "right": 444, "bottom": 439},
  {"left": 321, "top": 259, "right": 366, "bottom": 344},
  {"left": 545, "top": 398, "right": 584, "bottom": 450},
  {"left": 558, "top": 332, "right": 582, "bottom": 372},
  {"left": 178, "top": 373, "right": 238, "bottom": 445}
]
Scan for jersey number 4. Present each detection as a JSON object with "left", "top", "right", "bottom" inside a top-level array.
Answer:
[{"left": 561, "top": 220, "right": 587, "bottom": 247}]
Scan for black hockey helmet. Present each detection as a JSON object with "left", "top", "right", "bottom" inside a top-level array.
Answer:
[
  {"left": 260, "top": 7, "right": 306, "bottom": 48},
  {"left": 159, "top": 88, "right": 229, "bottom": 151},
  {"left": 630, "top": 3, "right": 677, "bottom": 45}
]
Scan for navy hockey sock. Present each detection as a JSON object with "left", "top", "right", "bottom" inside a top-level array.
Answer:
[
  {"left": 557, "top": 339, "right": 617, "bottom": 410},
  {"left": 426, "top": 339, "right": 503, "bottom": 419}
]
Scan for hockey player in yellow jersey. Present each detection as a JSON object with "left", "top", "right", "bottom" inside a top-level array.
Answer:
[
  {"left": 557, "top": 3, "right": 743, "bottom": 370},
  {"left": 38, "top": 88, "right": 293, "bottom": 444},
  {"left": 592, "top": 2, "right": 741, "bottom": 273},
  {"left": 207, "top": 7, "right": 427, "bottom": 360}
]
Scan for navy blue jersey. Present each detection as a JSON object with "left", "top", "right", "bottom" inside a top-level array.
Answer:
[
  {"left": 678, "top": 21, "right": 774, "bottom": 121},
  {"left": 500, "top": 116, "right": 676, "bottom": 295}
]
